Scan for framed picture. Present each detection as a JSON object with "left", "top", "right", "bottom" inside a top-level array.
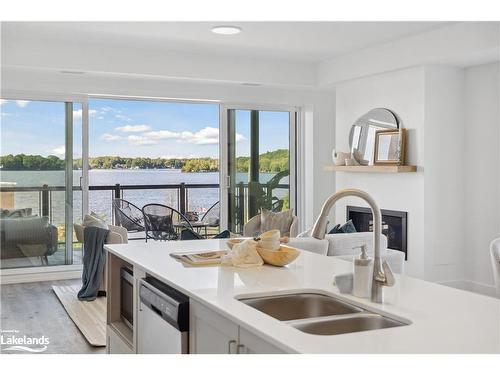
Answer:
[{"left": 373, "top": 129, "right": 406, "bottom": 165}]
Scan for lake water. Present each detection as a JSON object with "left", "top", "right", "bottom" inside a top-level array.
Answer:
[{"left": 1, "top": 169, "right": 287, "bottom": 225}]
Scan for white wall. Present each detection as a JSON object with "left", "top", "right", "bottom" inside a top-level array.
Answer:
[
  {"left": 423, "top": 66, "right": 466, "bottom": 282},
  {"left": 463, "top": 62, "right": 500, "bottom": 295},
  {"left": 319, "top": 22, "right": 500, "bottom": 85},
  {"left": 334, "top": 63, "right": 499, "bottom": 292},
  {"left": 334, "top": 67, "right": 426, "bottom": 277}
]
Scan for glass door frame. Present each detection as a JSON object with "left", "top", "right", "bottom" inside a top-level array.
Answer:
[
  {"left": 0, "top": 90, "right": 89, "bottom": 274},
  {"left": 219, "top": 103, "right": 299, "bottom": 232}
]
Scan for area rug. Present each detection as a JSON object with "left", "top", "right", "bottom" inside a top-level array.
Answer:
[{"left": 52, "top": 284, "right": 107, "bottom": 347}]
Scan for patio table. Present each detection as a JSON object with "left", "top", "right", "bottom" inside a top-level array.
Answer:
[{"left": 174, "top": 220, "right": 209, "bottom": 237}]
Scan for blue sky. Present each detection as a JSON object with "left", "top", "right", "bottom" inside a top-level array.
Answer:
[{"left": 1, "top": 98, "right": 290, "bottom": 159}]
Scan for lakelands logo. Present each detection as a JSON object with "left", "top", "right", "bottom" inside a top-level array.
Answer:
[{"left": 1, "top": 329, "right": 50, "bottom": 353}]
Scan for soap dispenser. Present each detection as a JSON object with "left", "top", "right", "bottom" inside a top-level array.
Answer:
[{"left": 353, "top": 245, "right": 372, "bottom": 298}]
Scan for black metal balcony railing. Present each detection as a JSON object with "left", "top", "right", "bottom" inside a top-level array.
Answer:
[
  {"left": 0, "top": 182, "right": 289, "bottom": 229},
  {"left": 0, "top": 183, "right": 217, "bottom": 222}
]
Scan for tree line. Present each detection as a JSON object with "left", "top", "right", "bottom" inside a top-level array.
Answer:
[{"left": 0, "top": 149, "right": 289, "bottom": 173}]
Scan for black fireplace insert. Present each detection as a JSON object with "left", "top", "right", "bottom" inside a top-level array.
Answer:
[{"left": 346, "top": 206, "right": 407, "bottom": 260}]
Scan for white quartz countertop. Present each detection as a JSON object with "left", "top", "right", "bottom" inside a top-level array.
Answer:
[{"left": 105, "top": 240, "right": 500, "bottom": 353}]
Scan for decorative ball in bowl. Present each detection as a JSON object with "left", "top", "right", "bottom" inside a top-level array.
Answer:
[{"left": 256, "top": 245, "right": 300, "bottom": 267}]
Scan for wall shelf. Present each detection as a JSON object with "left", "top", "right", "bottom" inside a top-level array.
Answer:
[{"left": 324, "top": 165, "right": 417, "bottom": 173}]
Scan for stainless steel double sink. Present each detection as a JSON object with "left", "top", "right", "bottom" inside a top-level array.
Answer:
[{"left": 237, "top": 292, "right": 408, "bottom": 336}]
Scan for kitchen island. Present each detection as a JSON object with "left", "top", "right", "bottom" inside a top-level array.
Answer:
[{"left": 104, "top": 239, "right": 500, "bottom": 354}]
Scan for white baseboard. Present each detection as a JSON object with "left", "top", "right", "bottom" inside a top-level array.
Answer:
[
  {"left": 439, "top": 279, "right": 498, "bottom": 298},
  {"left": 0, "top": 265, "right": 82, "bottom": 285}
]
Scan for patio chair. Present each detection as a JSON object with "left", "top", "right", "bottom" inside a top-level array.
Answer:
[
  {"left": 112, "top": 198, "right": 145, "bottom": 240},
  {"left": 201, "top": 201, "right": 220, "bottom": 228},
  {"left": 142, "top": 204, "right": 194, "bottom": 242}
]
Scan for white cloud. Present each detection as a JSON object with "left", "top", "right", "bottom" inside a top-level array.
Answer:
[
  {"left": 97, "top": 126, "right": 244, "bottom": 147},
  {"left": 179, "top": 127, "right": 220, "bottom": 145},
  {"left": 128, "top": 135, "right": 158, "bottom": 146},
  {"left": 100, "top": 133, "right": 123, "bottom": 141},
  {"left": 51, "top": 146, "right": 65, "bottom": 156},
  {"left": 15, "top": 100, "right": 29, "bottom": 108},
  {"left": 115, "top": 124, "right": 152, "bottom": 133},
  {"left": 141, "top": 126, "right": 245, "bottom": 145},
  {"left": 73, "top": 109, "right": 97, "bottom": 120},
  {"left": 0, "top": 99, "right": 30, "bottom": 108},
  {"left": 142, "top": 130, "right": 180, "bottom": 140},
  {"left": 115, "top": 114, "right": 132, "bottom": 121},
  {"left": 160, "top": 154, "right": 201, "bottom": 159}
]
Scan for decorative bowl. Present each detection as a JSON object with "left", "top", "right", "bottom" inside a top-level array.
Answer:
[{"left": 256, "top": 245, "right": 300, "bottom": 267}]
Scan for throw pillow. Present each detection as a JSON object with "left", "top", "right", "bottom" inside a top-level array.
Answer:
[
  {"left": 329, "top": 224, "right": 342, "bottom": 234},
  {"left": 83, "top": 212, "right": 108, "bottom": 230},
  {"left": 328, "top": 219, "right": 357, "bottom": 234},
  {"left": 260, "top": 208, "right": 293, "bottom": 237}
]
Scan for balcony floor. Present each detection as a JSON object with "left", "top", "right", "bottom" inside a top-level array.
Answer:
[{"left": 1, "top": 247, "right": 83, "bottom": 269}]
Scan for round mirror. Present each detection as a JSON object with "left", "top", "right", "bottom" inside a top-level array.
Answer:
[{"left": 349, "top": 108, "right": 399, "bottom": 165}]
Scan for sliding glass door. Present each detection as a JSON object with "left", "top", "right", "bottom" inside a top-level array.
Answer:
[
  {"left": 222, "top": 107, "right": 296, "bottom": 234},
  {"left": 0, "top": 98, "right": 85, "bottom": 269}
]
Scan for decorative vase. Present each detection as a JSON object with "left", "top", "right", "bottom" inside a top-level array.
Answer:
[{"left": 332, "top": 150, "right": 351, "bottom": 166}]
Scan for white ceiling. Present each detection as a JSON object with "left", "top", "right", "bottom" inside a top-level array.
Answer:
[{"left": 2, "top": 21, "right": 452, "bottom": 63}]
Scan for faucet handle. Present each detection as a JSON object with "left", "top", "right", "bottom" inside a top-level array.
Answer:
[{"left": 381, "top": 260, "right": 395, "bottom": 286}]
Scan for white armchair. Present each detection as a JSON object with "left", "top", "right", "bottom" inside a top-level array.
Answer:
[
  {"left": 73, "top": 223, "right": 128, "bottom": 293},
  {"left": 74, "top": 223, "right": 128, "bottom": 245},
  {"left": 490, "top": 238, "right": 500, "bottom": 297},
  {"left": 243, "top": 214, "right": 299, "bottom": 238}
]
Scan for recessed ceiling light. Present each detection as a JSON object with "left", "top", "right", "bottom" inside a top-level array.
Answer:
[{"left": 211, "top": 26, "right": 241, "bottom": 35}]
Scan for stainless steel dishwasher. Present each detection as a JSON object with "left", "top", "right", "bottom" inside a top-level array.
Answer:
[{"left": 137, "top": 276, "right": 189, "bottom": 354}]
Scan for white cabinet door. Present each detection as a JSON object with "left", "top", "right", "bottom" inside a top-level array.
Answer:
[
  {"left": 238, "top": 327, "right": 286, "bottom": 354},
  {"left": 189, "top": 300, "right": 239, "bottom": 354}
]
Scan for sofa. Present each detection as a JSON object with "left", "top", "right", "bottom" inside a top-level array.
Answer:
[
  {"left": 288, "top": 232, "right": 405, "bottom": 274},
  {"left": 0, "top": 210, "right": 58, "bottom": 264}
]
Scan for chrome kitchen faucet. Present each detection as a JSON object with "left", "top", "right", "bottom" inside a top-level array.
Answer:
[{"left": 310, "top": 189, "right": 395, "bottom": 303}]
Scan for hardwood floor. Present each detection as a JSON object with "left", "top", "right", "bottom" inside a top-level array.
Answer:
[{"left": 0, "top": 279, "right": 105, "bottom": 354}]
